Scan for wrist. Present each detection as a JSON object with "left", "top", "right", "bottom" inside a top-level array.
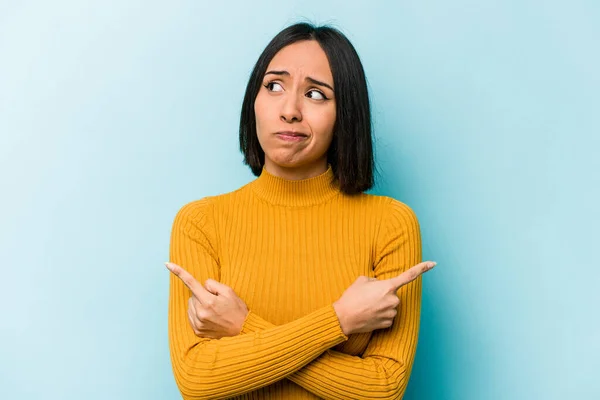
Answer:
[
  {"left": 333, "top": 301, "right": 352, "bottom": 336},
  {"left": 238, "top": 309, "right": 251, "bottom": 335}
]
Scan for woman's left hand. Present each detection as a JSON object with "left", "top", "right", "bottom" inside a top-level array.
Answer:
[{"left": 165, "top": 262, "right": 248, "bottom": 339}]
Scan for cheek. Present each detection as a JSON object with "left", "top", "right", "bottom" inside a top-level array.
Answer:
[
  {"left": 254, "top": 95, "right": 276, "bottom": 135},
  {"left": 254, "top": 96, "right": 264, "bottom": 126},
  {"left": 254, "top": 91, "right": 268, "bottom": 114},
  {"left": 326, "top": 107, "right": 336, "bottom": 131},
  {"left": 311, "top": 107, "right": 336, "bottom": 144},
  {"left": 253, "top": 95, "right": 273, "bottom": 151}
]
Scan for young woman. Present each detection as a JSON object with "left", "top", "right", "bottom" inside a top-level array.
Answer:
[{"left": 165, "top": 22, "right": 437, "bottom": 400}]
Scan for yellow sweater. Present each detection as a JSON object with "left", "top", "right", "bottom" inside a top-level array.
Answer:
[{"left": 168, "top": 164, "right": 423, "bottom": 400}]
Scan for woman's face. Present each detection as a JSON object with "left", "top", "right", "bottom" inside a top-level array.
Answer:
[{"left": 254, "top": 40, "right": 336, "bottom": 175}]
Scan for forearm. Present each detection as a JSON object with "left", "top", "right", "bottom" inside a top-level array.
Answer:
[
  {"left": 241, "top": 311, "right": 413, "bottom": 400},
  {"left": 287, "top": 349, "right": 409, "bottom": 400},
  {"left": 168, "top": 202, "right": 350, "bottom": 398},
  {"left": 169, "top": 296, "right": 348, "bottom": 400}
]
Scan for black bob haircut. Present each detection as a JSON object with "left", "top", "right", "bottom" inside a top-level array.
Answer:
[{"left": 239, "top": 22, "right": 375, "bottom": 195}]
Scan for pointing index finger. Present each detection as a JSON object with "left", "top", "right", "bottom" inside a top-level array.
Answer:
[
  {"left": 387, "top": 261, "right": 437, "bottom": 291},
  {"left": 165, "top": 262, "right": 213, "bottom": 303}
]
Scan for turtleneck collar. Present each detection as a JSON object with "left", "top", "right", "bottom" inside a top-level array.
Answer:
[{"left": 250, "top": 163, "right": 341, "bottom": 207}]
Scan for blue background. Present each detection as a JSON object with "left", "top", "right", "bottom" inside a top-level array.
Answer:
[{"left": 1, "top": 1, "right": 598, "bottom": 399}]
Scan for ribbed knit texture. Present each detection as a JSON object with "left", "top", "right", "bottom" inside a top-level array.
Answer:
[{"left": 168, "top": 164, "right": 423, "bottom": 400}]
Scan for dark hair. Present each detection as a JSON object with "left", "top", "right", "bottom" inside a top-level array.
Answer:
[{"left": 239, "top": 22, "right": 374, "bottom": 195}]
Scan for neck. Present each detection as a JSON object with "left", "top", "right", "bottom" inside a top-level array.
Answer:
[
  {"left": 250, "top": 162, "right": 340, "bottom": 207},
  {"left": 263, "top": 159, "right": 329, "bottom": 181}
]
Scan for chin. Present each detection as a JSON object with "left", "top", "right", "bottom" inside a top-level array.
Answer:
[
  {"left": 270, "top": 159, "right": 303, "bottom": 169},
  {"left": 264, "top": 151, "right": 298, "bottom": 165}
]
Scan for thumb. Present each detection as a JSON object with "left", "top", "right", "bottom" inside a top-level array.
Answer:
[{"left": 204, "top": 279, "right": 230, "bottom": 295}]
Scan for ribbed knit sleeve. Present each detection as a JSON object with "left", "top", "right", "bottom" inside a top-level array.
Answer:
[
  {"left": 239, "top": 198, "right": 423, "bottom": 399},
  {"left": 167, "top": 198, "right": 349, "bottom": 400}
]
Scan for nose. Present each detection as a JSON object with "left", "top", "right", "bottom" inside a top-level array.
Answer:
[{"left": 280, "top": 94, "right": 302, "bottom": 123}]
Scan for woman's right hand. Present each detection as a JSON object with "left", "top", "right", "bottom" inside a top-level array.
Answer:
[{"left": 333, "top": 261, "right": 437, "bottom": 335}]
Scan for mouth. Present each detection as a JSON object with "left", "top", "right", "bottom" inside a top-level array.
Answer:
[{"left": 276, "top": 131, "right": 308, "bottom": 142}]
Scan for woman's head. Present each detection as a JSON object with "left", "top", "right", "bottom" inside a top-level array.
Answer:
[{"left": 239, "top": 22, "right": 374, "bottom": 195}]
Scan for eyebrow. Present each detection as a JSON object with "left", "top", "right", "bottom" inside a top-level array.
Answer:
[{"left": 264, "top": 70, "right": 334, "bottom": 92}]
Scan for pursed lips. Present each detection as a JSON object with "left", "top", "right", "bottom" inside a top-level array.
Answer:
[
  {"left": 277, "top": 131, "right": 307, "bottom": 137},
  {"left": 276, "top": 131, "right": 308, "bottom": 141}
]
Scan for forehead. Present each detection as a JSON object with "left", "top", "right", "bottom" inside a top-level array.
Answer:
[{"left": 266, "top": 40, "right": 333, "bottom": 80}]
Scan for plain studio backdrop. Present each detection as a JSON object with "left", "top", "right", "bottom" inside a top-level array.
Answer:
[{"left": 0, "top": 1, "right": 598, "bottom": 399}]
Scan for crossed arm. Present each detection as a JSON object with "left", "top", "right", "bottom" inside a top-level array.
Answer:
[{"left": 167, "top": 198, "right": 423, "bottom": 400}]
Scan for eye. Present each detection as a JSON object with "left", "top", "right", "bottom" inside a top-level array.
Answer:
[
  {"left": 264, "top": 81, "right": 283, "bottom": 92},
  {"left": 306, "top": 89, "right": 327, "bottom": 101}
]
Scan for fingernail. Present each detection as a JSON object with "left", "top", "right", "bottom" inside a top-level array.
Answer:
[
  {"left": 164, "top": 262, "right": 172, "bottom": 271},
  {"left": 429, "top": 262, "right": 437, "bottom": 268}
]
